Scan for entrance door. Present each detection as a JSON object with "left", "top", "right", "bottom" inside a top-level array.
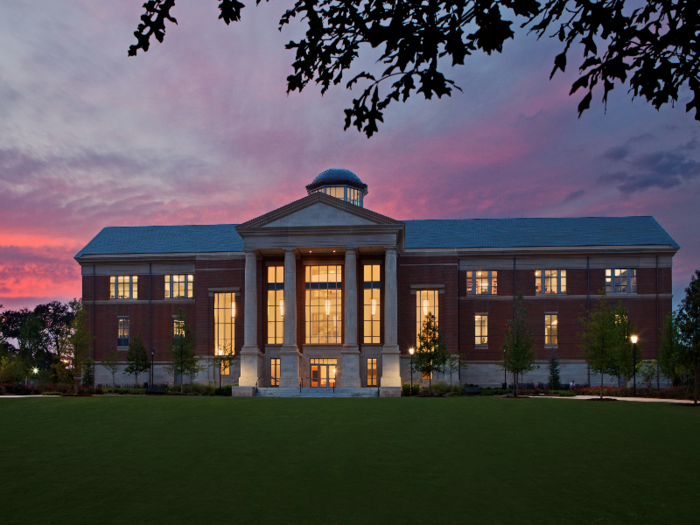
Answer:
[{"left": 310, "top": 359, "right": 337, "bottom": 387}]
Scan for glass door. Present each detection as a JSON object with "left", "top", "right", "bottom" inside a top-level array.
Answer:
[{"left": 310, "top": 359, "right": 337, "bottom": 387}]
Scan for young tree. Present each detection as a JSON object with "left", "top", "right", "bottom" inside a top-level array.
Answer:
[
  {"left": 165, "top": 309, "right": 201, "bottom": 394},
  {"left": 658, "top": 312, "right": 691, "bottom": 387},
  {"left": 81, "top": 358, "right": 95, "bottom": 387},
  {"left": 502, "top": 293, "right": 537, "bottom": 397},
  {"left": 101, "top": 350, "right": 122, "bottom": 387},
  {"left": 677, "top": 270, "right": 700, "bottom": 405},
  {"left": 56, "top": 300, "right": 93, "bottom": 394},
  {"left": 212, "top": 342, "right": 237, "bottom": 392},
  {"left": 613, "top": 304, "right": 642, "bottom": 388},
  {"left": 18, "top": 313, "right": 50, "bottom": 373},
  {"left": 547, "top": 350, "right": 562, "bottom": 390},
  {"left": 445, "top": 353, "right": 467, "bottom": 388},
  {"left": 412, "top": 313, "right": 450, "bottom": 396},
  {"left": 579, "top": 292, "right": 617, "bottom": 399},
  {"left": 124, "top": 334, "right": 151, "bottom": 387},
  {"left": 640, "top": 360, "right": 658, "bottom": 396}
]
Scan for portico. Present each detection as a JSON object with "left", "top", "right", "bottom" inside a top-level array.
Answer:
[{"left": 235, "top": 186, "right": 404, "bottom": 391}]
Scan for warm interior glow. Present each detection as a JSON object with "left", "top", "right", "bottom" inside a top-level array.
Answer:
[
  {"left": 422, "top": 299, "right": 429, "bottom": 316},
  {"left": 631, "top": 335, "right": 638, "bottom": 344},
  {"left": 325, "top": 298, "right": 331, "bottom": 316},
  {"left": 371, "top": 298, "right": 377, "bottom": 317},
  {"left": 279, "top": 299, "right": 284, "bottom": 318},
  {"left": 231, "top": 301, "right": 236, "bottom": 318}
]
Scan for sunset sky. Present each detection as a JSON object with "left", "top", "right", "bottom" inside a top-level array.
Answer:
[{"left": 1, "top": 0, "right": 698, "bottom": 312}]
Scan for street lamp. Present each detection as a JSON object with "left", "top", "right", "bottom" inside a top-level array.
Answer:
[
  {"left": 503, "top": 348, "right": 507, "bottom": 388},
  {"left": 630, "top": 335, "right": 638, "bottom": 396},
  {"left": 409, "top": 347, "right": 415, "bottom": 396},
  {"left": 151, "top": 349, "right": 155, "bottom": 386}
]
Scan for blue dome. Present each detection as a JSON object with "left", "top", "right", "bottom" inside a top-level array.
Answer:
[{"left": 306, "top": 168, "right": 368, "bottom": 195}]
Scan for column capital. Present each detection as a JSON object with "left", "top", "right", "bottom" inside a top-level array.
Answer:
[
  {"left": 384, "top": 246, "right": 397, "bottom": 253},
  {"left": 283, "top": 247, "right": 296, "bottom": 253},
  {"left": 343, "top": 247, "right": 357, "bottom": 254}
]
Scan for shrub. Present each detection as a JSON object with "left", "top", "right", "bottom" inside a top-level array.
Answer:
[
  {"left": 215, "top": 386, "right": 232, "bottom": 396},
  {"left": 402, "top": 384, "right": 411, "bottom": 396},
  {"left": 419, "top": 382, "right": 461, "bottom": 396},
  {"left": 42, "top": 391, "right": 62, "bottom": 396},
  {"left": 480, "top": 388, "right": 512, "bottom": 396},
  {"left": 103, "top": 387, "right": 146, "bottom": 395},
  {"left": 411, "top": 384, "right": 420, "bottom": 396}
]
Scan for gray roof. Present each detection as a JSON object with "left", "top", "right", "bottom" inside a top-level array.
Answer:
[
  {"left": 75, "top": 216, "right": 679, "bottom": 258},
  {"left": 75, "top": 224, "right": 243, "bottom": 258},
  {"left": 402, "top": 216, "right": 679, "bottom": 249}
]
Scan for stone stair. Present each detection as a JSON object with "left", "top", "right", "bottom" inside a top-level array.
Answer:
[{"left": 255, "top": 387, "right": 380, "bottom": 398}]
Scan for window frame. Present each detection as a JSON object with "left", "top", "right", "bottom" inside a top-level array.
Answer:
[
  {"left": 475, "top": 314, "right": 488, "bottom": 346},
  {"left": 416, "top": 289, "right": 439, "bottom": 347},
  {"left": 270, "top": 358, "right": 280, "bottom": 387},
  {"left": 605, "top": 268, "right": 637, "bottom": 293},
  {"left": 545, "top": 313, "right": 558, "bottom": 347},
  {"left": 165, "top": 274, "right": 194, "bottom": 299},
  {"left": 117, "top": 317, "right": 130, "bottom": 348},
  {"left": 466, "top": 271, "right": 498, "bottom": 295},
  {"left": 304, "top": 265, "right": 343, "bottom": 344},
  {"left": 214, "top": 292, "right": 235, "bottom": 359},
  {"left": 363, "top": 264, "right": 381, "bottom": 344},
  {"left": 267, "top": 266, "right": 284, "bottom": 344},
  {"left": 366, "top": 358, "right": 377, "bottom": 387},
  {"left": 535, "top": 269, "right": 567, "bottom": 295},
  {"left": 110, "top": 275, "right": 138, "bottom": 299}
]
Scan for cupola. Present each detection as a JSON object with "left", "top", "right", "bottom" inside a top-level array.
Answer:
[{"left": 305, "top": 168, "right": 368, "bottom": 207}]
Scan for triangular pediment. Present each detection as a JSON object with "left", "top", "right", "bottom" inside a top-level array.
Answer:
[{"left": 237, "top": 193, "right": 401, "bottom": 231}]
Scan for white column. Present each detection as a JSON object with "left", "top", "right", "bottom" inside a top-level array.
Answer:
[
  {"left": 381, "top": 247, "right": 401, "bottom": 387},
  {"left": 279, "top": 248, "right": 300, "bottom": 388},
  {"left": 239, "top": 251, "right": 261, "bottom": 387},
  {"left": 341, "top": 248, "right": 361, "bottom": 387}
]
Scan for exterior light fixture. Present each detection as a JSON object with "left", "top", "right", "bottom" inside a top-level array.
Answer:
[
  {"left": 371, "top": 298, "right": 377, "bottom": 317},
  {"left": 32, "top": 368, "right": 38, "bottom": 375},
  {"left": 409, "top": 348, "right": 415, "bottom": 396},
  {"left": 279, "top": 299, "right": 285, "bottom": 318},
  {"left": 631, "top": 335, "right": 638, "bottom": 396}
]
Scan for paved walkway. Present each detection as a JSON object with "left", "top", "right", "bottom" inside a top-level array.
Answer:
[{"left": 531, "top": 395, "right": 696, "bottom": 405}]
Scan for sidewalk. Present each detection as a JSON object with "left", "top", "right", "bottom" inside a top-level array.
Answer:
[{"left": 532, "top": 395, "right": 696, "bottom": 405}]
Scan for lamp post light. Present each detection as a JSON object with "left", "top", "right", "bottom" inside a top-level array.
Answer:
[
  {"left": 409, "top": 347, "right": 415, "bottom": 396},
  {"left": 151, "top": 349, "right": 155, "bottom": 386},
  {"left": 630, "top": 335, "right": 638, "bottom": 396}
]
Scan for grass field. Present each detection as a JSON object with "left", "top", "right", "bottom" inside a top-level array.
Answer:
[{"left": 1, "top": 397, "right": 698, "bottom": 525}]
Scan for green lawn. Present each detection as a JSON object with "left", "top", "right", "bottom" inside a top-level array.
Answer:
[{"left": 1, "top": 397, "right": 698, "bottom": 524}]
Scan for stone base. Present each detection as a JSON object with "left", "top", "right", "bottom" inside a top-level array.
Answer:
[
  {"left": 379, "top": 387, "right": 401, "bottom": 397},
  {"left": 279, "top": 347, "right": 300, "bottom": 388},
  {"left": 380, "top": 345, "right": 402, "bottom": 387},
  {"left": 340, "top": 346, "right": 361, "bottom": 387},
  {"left": 239, "top": 346, "right": 261, "bottom": 387},
  {"left": 231, "top": 386, "right": 256, "bottom": 397}
]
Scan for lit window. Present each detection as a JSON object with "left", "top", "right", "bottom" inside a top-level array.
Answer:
[
  {"left": 117, "top": 318, "right": 130, "bottom": 347},
  {"left": 475, "top": 314, "right": 488, "bottom": 345},
  {"left": 305, "top": 266, "right": 343, "bottom": 344},
  {"left": 267, "top": 266, "right": 284, "bottom": 344},
  {"left": 310, "top": 358, "right": 337, "bottom": 387},
  {"left": 363, "top": 265, "right": 381, "bottom": 343},
  {"left": 466, "top": 271, "right": 497, "bottom": 295},
  {"left": 416, "top": 289, "right": 439, "bottom": 347},
  {"left": 347, "top": 188, "right": 361, "bottom": 206},
  {"left": 545, "top": 314, "right": 558, "bottom": 345},
  {"left": 367, "top": 358, "right": 377, "bottom": 386},
  {"left": 110, "top": 276, "right": 138, "bottom": 299},
  {"left": 605, "top": 269, "right": 637, "bottom": 293},
  {"left": 535, "top": 270, "right": 566, "bottom": 294},
  {"left": 173, "top": 318, "right": 185, "bottom": 342},
  {"left": 165, "top": 274, "right": 194, "bottom": 298},
  {"left": 271, "top": 358, "right": 280, "bottom": 387},
  {"left": 214, "top": 293, "right": 235, "bottom": 372}
]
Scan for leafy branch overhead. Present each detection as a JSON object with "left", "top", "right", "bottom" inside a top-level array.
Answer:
[{"left": 129, "top": 0, "right": 700, "bottom": 137}]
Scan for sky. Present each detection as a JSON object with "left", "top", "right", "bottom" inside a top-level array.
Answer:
[{"left": 0, "top": 0, "right": 698, "bottom": 312}]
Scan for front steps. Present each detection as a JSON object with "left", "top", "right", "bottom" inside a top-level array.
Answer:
[{"left": 255, "top": 387, "right": 380, "bottom": 398}]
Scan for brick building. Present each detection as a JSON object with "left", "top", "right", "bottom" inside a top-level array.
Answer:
[{"left": 76, "top": 169, "right": 679, "bottom": 394}]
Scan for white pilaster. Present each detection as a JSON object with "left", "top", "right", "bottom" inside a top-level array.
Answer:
[
  {"left": 381, "top": 247, "right": 401, "bottom": 387},
  {"left": 279, "top": 248, "right": 300, "bottom": 388},
  {"left": 341, "top": 248, "right": 361, "bottom": 387},
  {"left": 240, "top": 251, "right": 261, "bottom": 387}
]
